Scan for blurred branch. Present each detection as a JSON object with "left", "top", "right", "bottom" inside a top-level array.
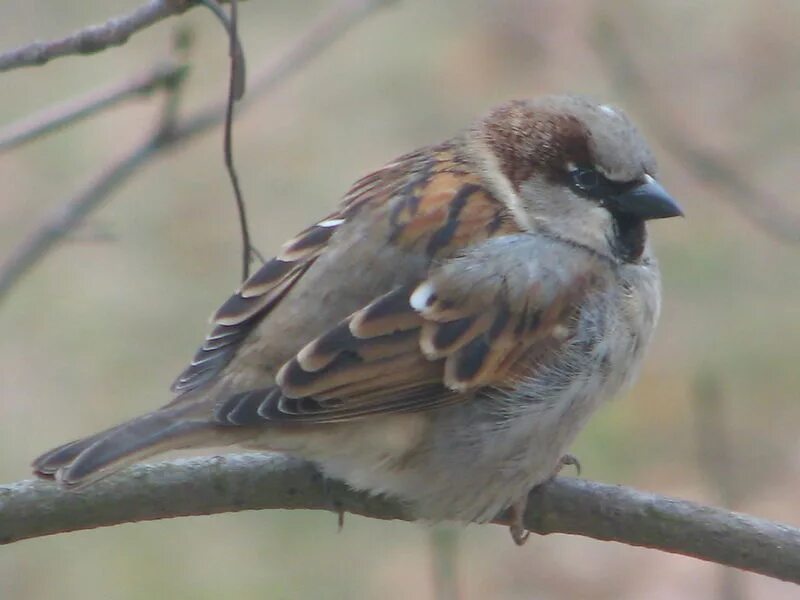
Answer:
[
  {"left": 694, "top": 373, "right": 744, "bottom": 513},
  {"left": 0, "top": 0, "right": 247, "bottom": 73},
  {"left": 0, "top": 0, "right": 396, "bottom": 306},
  {"left": 592, "top": 11, "right": 800, "bottom": 244},
  {"left": 693, "top": 372, "right": 748, "bottom": 600},
  {"left": 0, "top": 61, "right": 187, "bottom": 152},
  {"left": 1, "top": 453, "right": 799, "bottom": 585},
  {"left": 430, "top": 526, "right": 461, "bottom": 600},
  {"left": 0, "top": 63, "right": 187, "bottom": 304}
]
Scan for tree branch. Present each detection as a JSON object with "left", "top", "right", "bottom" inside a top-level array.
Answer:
[
  {"left": 1, "top": 453, "right": 798, "bottom": 584},
  {"left": 0, "top": 0, "right": 244, "bottom": 72},
  {"left": 0, "top": 61, "right": 187, "bottom": 152}
]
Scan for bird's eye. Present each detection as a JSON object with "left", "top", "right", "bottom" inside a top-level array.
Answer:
[{"left": 569, "top": 167, "right": 602, "bottom": 194}]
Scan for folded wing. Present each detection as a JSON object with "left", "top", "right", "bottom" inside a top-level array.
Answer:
[{"left": 215, "top": 235, "right": 603, "bottom": 425}]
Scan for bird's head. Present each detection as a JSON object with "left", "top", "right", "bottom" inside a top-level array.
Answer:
[{"left": 469, "top": 95, "right": 682, "bottom": 262}]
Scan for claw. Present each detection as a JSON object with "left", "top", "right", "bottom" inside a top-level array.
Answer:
[
  {"left": 319, "top": 472, "right": 347, "bottom": 531},
  {"left": 508, "top": 499, "right": 531, "bottom": 546},
  {"left": 506, "top": 455, "right": 581, "bottom": 545},
  {"left": 557, "top": 453, "right": 581, "bottom": 476},
  {"left": 337, "top": 505, "right": 346, "bottom": 532}
]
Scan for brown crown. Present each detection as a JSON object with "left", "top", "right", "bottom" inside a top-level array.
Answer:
[{"left": 475, "top": 100, "right": 592, "bottom": 191}]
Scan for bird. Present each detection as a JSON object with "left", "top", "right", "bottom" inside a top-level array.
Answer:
[{"left": 32, "top": 95, "right": 682, "bottom": 544}]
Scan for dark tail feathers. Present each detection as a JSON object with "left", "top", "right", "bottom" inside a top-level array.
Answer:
[{"left": 32, "top": 409, "right": 235, "bottom": 488}]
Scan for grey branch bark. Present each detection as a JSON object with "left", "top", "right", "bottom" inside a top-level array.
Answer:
[
  {"left": 0, "top": 0, "right": 242, "bottom": 72},
  {"left": 1, "top": 453, "right": 799, "bottom": 585}
]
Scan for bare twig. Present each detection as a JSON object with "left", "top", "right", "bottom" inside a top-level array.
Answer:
[
  {"left": 196, "top": 0, "right": 246, "bottom": 99},
  {"left": 0, "top": 0, "right": 245, "bottom": 73},
  {"left": 1, "top": 453, "right": 799, "bottom": 584},
  {"left": 0, "top": 61, "right": 186, "bottom": 152},
  {"left": 592, "top": 10, "right": 800, "bottom": 244},
  {"left": 0, "top": 0, "right": 396, "bottom": 306},
  {"left": 199, "top": 0, "right": 254, "bottom": 280}
]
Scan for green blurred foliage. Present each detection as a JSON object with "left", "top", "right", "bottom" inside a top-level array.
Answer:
[{"left": 1, "top": 1, "right": 799, "bottom": 598}]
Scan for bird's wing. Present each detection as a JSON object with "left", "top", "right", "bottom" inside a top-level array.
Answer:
[
  {"left": 171, "top": 143, "right": 520, "bottom": 395},
  {"left": 215, "top": 234, "right": 604, "bottom": 425}
]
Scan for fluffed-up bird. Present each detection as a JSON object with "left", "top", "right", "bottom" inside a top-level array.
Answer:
[{"left": 33, "top": 95, "right": 683, "bottom": 544}]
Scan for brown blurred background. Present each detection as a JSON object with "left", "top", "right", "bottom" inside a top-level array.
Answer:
[{"left": 1, "top": 1, "right": 799, "bottom": 598}]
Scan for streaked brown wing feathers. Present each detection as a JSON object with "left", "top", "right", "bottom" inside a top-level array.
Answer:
[
  {"left": 208, "top": 148, "right": 607, "bottom": 425},
  {"left": 215, "top": 260, "right": 593, "bottom": 426}
]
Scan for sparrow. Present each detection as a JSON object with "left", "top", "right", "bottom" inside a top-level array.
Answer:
[{"left": 32, "top": 95, "right": 682, "bottom": 544}]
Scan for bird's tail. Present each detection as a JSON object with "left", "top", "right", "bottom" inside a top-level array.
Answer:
[{"left": 32, "top": 407, "right": 242, "bottom": 488}]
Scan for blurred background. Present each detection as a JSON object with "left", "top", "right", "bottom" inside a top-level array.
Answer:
[{"left": 1, "top": 1, "right": 799, "bottom": 598}]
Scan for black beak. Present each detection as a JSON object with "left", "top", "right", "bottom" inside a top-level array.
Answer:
[{"left": 611, "top": 175, "right": 683, "bottom": 220}]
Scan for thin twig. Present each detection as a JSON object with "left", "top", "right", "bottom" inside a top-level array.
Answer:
[
  {"left": 0, "top": 61, "right": 186, "bottom": 152},
  {"left": 1, "top": 453, "right": 799, "bottom": 584},
  {"left": 226, "top": 0, "right": 253, "bottom": 280},
  {"left": 198, "top": 0, "right": 253, "bottom": 280},
  {"left": 196, "top": 0, "right": 246, "bottom": 99},
  {"left": 592, "top": 10, "right": 800, "bottom": 244},
  {"left": 0, "top": 0, "right": 246, "bottom": 73},
  {"left": 0, "top": 0, "right": 397, "bottom": 306}
]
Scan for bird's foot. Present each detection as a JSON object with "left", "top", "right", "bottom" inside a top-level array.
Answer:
[{"left": 506, "top": 455, "right": 581, "bottom": 545}]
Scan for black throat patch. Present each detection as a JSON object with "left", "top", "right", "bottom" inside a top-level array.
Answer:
[{"left": 610, "top": 213, "right": 647, "bottom": 263}]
